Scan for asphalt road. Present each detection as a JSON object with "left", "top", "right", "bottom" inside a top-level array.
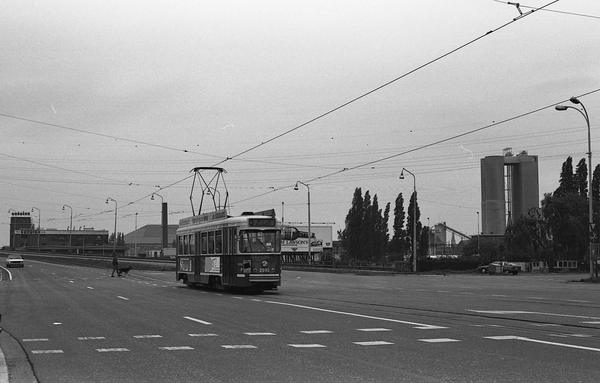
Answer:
[{"left": 1, "top": 257, "right": 600, "bottom": 382}]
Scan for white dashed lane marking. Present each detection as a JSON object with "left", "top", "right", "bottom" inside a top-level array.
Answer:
[
  {"left": 134, "top": 335, "right": 162, "bottom": 339},
  {"left": 184, "top": 316, "right": 212, "bottom": 325},
  {"left": 353, "top": 341, "right": 394, "bottom": 346},
  {"left": 96, "top": 348, "right": 129, "bottom": 353},
  {"left": 189, "top": 333, "right": 218, "bottom": 337},
  {"left": 485, "top": 335, "right": 600, "bottom": 352},
  {"left": 159, "top": 346, "right": 193, "bottom": 351},
  {"left": 222, "top": 345, "right": 256, "bottom": 349},
  {"left": 288, "top": 344, "right": 327, "bottom": 348},
  {"left": 245, "top": 332, "right": 276, "bottom": 336},
  {"left": 419, "top": 338, "right": 461, "bottom": 343},
  {"left": 31, "top": 350, "right": 64, "bottom": 354}
]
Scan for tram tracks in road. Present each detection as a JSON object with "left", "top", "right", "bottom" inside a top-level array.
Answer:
[{"left": 273, "top": 292, "right": 600, "bottom": 339}]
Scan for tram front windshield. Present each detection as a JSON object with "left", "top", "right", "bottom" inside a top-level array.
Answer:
[{"left": 239, "top": 230, "right": 280, "bottom": 253}]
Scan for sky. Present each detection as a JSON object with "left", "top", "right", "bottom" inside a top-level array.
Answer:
[{"left": 1, "top": 0, "right": 599, "bottom": 247}]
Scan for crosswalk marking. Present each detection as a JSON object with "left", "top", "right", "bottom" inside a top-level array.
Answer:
[
  {"left": 245, "top": 332, "right": 276, "bottom": 336},
  {"left": 222, "top": 345, "right": 257, "bottom": 349},
  {"left": 189, "top": 333, "right": 218, "bottom": 337},
  {"left": 96, "top": 348, "right": 130, "bottom": 352},
  {"left": 288, "top": 344, "right": 327, "bottom": 348},
  {"left": 419, "top": 338, "right": 460, "bottom": 343},
  {"left": 353, "top": 341, "right": 394, "bottom": 346},
  {"left": 31, "top": 350, "right": 64, "bottom": 354},
  {"left": 159, "top": 346, "right": 193, "bottom": 351}
]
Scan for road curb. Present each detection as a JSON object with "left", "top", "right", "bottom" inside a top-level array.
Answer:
[{"left": 0, "top": 330, "right": 38, "bottom": 383}]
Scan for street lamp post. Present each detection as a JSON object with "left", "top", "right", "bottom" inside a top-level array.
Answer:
[
  {"left": 134, "top": 212, "right": 138, "bottom": 257},
  {"left": 400, "top": 168, "right": 417, "bottom": 272},
  {"left": 294, "top": 181, "right": 311, "bottom": 262},
  {"left": 477, "top": 211, "right": 480, "bottom": 256},
  {"left": 556, "top": 97, "right": 594, "bottom": 278},
  {"left": 31, "top": 207, "right": 41, "bottom": 252},
  {"left": 106, "top": 197, "right": 118, "bottom": 254},
  {"left": 8, "top": 209, "right": 16, "bottom": 249},
  {"left": 62, "top": 204, "right": 73, "bottom": 254}
]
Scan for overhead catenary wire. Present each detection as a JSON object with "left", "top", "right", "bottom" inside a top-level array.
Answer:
[
  {"left": 491, "top": 0, "right": 600, "bottom": 20},
  {"left": 0, "top": 0, "right": 568, "bottom": 223},
  {"left": 212, "top": 0, "right": 560, "bottom": 168},
  {"left": 232, "top": 87, "right": 600, "bottom": 205}
]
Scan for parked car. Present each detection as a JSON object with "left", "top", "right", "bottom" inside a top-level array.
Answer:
[
  {"left": 6, "top": 254, "right": 24, "bottom": 268},
  {"left": 478, "top": 261, "right": 520, "bottom": 275}
]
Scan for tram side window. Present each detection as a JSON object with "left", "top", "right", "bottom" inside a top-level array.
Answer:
[
  {"left": 208, "top": 231, "right": 215, "bottom": 254},
  {"left": 201, "top": 232, "right": 208, "bottom": 254},
  {"left": 189, "top": 234, "right": 195, "bottom": 255},
  {"left": 178, "top": 235, "right": 184, "bottom": 254},
  {"left": 183, "top": 235, "right": 189, "bottom": 255},
  {"left": 215, "top": 230, "right": 223, "bottom": 254}
]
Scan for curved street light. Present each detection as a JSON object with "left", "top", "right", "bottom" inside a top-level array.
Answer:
[
  {"left": 400, "top": 168, "right": 417, "bottom": 272},
  {"left": 106, "top": 197, "right": 118, "bottom": 254},
  {"left": 62, "top": 204, "right": 73, "bottom": 254},
  {"left": 294, "top": 181, "right": 311, "bottom": 262},
  {"left": 555, "top": 97, "right": 594, "bottom": 278}
]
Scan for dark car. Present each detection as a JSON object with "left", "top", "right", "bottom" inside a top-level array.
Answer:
[
  {"left": 6, "top": 254, "right": 24, "bottom": 268},
  {"left": 478, "top": 261, "right": 520, "bottom": 275}
]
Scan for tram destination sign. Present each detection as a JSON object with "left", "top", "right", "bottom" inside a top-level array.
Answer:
[
  {"left": 179, "top": 209, "right": 228, "bottom": 227},
  {"left": 248, "top": 218, "right": 276, "bottom": 227}
]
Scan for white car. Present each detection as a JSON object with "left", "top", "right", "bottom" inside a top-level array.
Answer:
[{"left": 6, "top": 254, "right": 24, "bottom": 268}]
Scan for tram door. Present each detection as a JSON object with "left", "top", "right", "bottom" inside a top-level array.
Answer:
[{"left": 222, "top": 227, "right": 238, "bottom": 286}]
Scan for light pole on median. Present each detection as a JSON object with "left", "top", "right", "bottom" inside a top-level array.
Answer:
[
  {"left": 294, "top": 181, "right": 311, "bottom": 262},
  {"left": 556, "top": 97, "right": 594, "bottom": 278},
  {"left": 477, "top": 211, "right": 480, "bottom": 256},
  {"left": 106, "top": 197, "right": 118, "bottom": 254},
  {"left": 31, "top": 207, "right": 41, "bottom": 252},
  {"left": 62, "top": 204, "right": 73, "bottom": 254},
  {"left": 8, "top": 209, "right": 16, "bottom": 249},
  {"left": 400, "top": 168, "right": 417, "bottom": 272}
]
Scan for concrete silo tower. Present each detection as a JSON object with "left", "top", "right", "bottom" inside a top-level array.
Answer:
[{"left": 480, "top": 148, "right": 539, "bottom": 235}]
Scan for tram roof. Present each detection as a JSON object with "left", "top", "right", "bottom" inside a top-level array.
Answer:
[{"left": 178, "top": 209, "right": 277, "bottom": 231}]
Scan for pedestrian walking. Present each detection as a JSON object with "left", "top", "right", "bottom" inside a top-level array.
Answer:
[{"left": 111, "top": 253, "right": 119, "bottom": 277}]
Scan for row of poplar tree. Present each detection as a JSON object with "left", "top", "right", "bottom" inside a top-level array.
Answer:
[
  {"left": 337, "top": 155, "right": 600, "bottom": 263},
  {"left": 499, "top": 156, "right": 600, "bottom": 262},
  {"left": 338, "top": 187, "right": 430, "bottom": 262}
]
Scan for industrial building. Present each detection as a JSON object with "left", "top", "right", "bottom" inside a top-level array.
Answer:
[
  {"left": 8, "top": 211, "right": 111, "bottom": 254},
  {"left": 480, "top": 148, "right": 539, "bottom": 235},
  {"left": 123, "top": 224, "right": 178, "bottom": 257}
]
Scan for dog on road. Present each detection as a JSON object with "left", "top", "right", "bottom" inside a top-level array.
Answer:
[{"left": 117, "top": 265, "right": 132, "bottom": 277}]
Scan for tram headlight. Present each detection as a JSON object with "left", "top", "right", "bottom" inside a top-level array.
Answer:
[{"left": 261, "top": 260, "right": 268, "bottom": 267}]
